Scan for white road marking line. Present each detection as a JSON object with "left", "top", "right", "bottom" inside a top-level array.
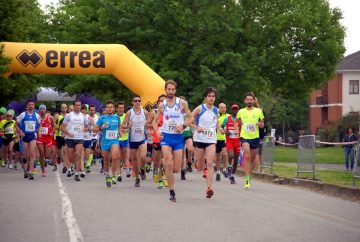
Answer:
[{"left": 55, "top": 171, "right": 84, "bottom": 242}]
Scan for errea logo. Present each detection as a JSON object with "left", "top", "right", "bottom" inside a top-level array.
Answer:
[{"left": 16, "top": 50, "right": 43, "bottom": 67}]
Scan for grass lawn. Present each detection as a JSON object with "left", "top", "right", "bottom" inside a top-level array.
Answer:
[
  {"left": 271, "top": 163, "right": 358, "bottom": 187},
  {"left": 274, "top": 146, "right": 345, "bottom": 164}
]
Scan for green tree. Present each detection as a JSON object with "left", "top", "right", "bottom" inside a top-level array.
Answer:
[
  {"left": 243, "top": 0, "right": 345, "bottom": 99},
  {"left": 1, "top": 0, "right": 345, "bottom": 118},
  {"left": 0, "top": 0, "right": 48, "bottom": 105}
]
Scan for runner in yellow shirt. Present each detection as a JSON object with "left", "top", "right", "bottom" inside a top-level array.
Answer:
[
  {"left": 215, "top": 103, "right": 229, "bottom": 181},
  {"left": 234, "top": 93, "right": 264, "bottom": 189},
  {"left": 0, "top": 110, "right": 16, "bottom": 169}
]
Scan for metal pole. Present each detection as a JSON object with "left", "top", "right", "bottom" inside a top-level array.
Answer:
[{"left": 282, "top": 120, "right": 285, "bottom": 142}]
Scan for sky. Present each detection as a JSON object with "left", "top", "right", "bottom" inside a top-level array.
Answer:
[
  {"left": 39, "top": 0, "right": 359, "bottom": 56},
  {"left": 328, "top": 0, "right": 360, "bottom": 55}
]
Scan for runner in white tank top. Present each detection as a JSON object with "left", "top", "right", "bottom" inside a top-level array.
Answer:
[
  {"left": 160, "top": 97, "right": 184, "bottom": 134},
  {"left": 191, "top": 87, "right": 224, "bottom": 199},
  {"left": 129, "top": 108, "right": 146, "bottom": 142},
  {"left": 121, "top": 95, "right": 150, "bottom": 187},
  {"left": 152, "top": 80, "right": 193, "bottom": 202},
  {"left": 193, "top": 104, "right": 218, "bottom": 144}
]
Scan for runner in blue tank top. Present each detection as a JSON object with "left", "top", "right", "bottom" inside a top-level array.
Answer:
[
  {"left": 15, "top": 100, "right": 41, "bottom": 180},
  {"left": 152, "top": 80, "right": 193, "bottom": 202}
]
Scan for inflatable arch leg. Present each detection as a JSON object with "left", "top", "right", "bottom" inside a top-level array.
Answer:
[{"left": 1, "top": 42, "right": 165, "bottom": 109}]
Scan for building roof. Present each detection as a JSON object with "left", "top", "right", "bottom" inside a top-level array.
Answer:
[{"left": 337, "top": 50, "right": 360, "bottom": 71}]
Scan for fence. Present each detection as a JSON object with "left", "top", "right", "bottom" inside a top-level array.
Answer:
[
  {"left": 260, "top": 136, "right": 275, "bottom": 173},
  {"left": 297, "top": 135, "right": 316, "bottom": 179}
]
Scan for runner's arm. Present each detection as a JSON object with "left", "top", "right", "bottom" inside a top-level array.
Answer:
[
  {"left": 60, "top": 123, "right": 68, "bottom": 136},
  {"left": 84, "top": 120, "right": 90, "bottom": 132},
  {"left": 258, "top": 118, "right": 264, "bottom": 128},
  {"left": 36, "top": 114, "right": 41, "bottom": 133},
  {"left": 217, "top": 121, "right": 225, "bottom": 135},
  {"left": 146, "top": 110, "right": 155, "bottom": 127},
  {"left": 52, "top": 114, "right": 58, "bottom": 129},
  {"left": 121, "top": 110, "right": 131, "bottom": 129},
  {"left": 144, "top": 110, "right": 152, "bottom": 129},
  {"left": 190, "top": 106, "right": 203, "bottom": 132},
  {"left": 14, "top": 121, "right": 23, "bottom": 137},
  {"left": 60, "top": 116, "right": 73, "bottom": 138},
  {"left": 234, "top": 115, "right": 240, "bottom": 135},
  {"left": 92, "top": 116, "right": 101, "bottom": 133},
  {"left": 49, "top": 116, "right": 55, "bottom": 136}
]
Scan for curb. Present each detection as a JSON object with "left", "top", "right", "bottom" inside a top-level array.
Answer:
[{"left": 236, "top": 170, "right": 360, "bottom": 202}]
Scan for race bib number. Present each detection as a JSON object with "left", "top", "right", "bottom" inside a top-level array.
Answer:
[
  {"left": 5, "top": 127, "right": 14, "bottom": 133},
  {"left": 132, "top": 127, "right": 144, "bottom": 135},
  {"left": 203, "top": 128, "right": 215, "bottom": 139},
  {"left": 147, "top": 135, "right": 153, "bottom": 144},
  {"left": 25, "top": 121, "right": 36, "bottom": 132},
  {"left": 83, "top": 133, "right": 90, "bottom": 139},
  {"left": 166, "top": 121, "right": 177, "bottom": 132},
  {"left": 40, "top": 127, "right": 49, "bottom": 135},
  {"left": 106, "top": 130, "right": 118, "bottom": 140},
  {"left": 229, "top": 130, "right": 238, "bottom": 138},
  {"left": 71, "top": 124, "right": 83, "bottom": 134},
  {"left": 245, "top": 123, "right": 256, "bottom": 133}
]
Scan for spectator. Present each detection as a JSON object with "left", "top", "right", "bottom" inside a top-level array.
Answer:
[{"left": 343, "top": 128, "right": 357, "bottom": 170}]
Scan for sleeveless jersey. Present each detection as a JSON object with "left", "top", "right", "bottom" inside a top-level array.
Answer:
[
  {"left": 193, "top": 104, "right": 218, "bottom": 144},
  {"left": 217, "top": 113, "right": 229, "bottom": 141},
  {"left": 160, "top": 97, "right": 184, "bottom": 134},
  {"left": 223, "top": 115, "right": 240, "bottom": 142},
  {"left": 17, "top": 111, "right": 40, "bottom": 134},
  {"left": 39, "top": 114, "right": 53, "bottom": 136},
  {"left": 129, "top": 108, "right": 146, "bottom": 142},
  {"left": 55, "top": 114, "right": 65, "bottom": 137}
]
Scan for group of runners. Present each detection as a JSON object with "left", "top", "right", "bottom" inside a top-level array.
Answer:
[{"left": 0, "top": 80, "right": 265, "bottom": 202}]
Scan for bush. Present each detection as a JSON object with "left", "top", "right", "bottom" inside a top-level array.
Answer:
[
  {"left": 318, "top": 127, "right": 338, "bottom": 142},
  {"left": 318, "top": 114, "right": 359, "bottom": 142}
]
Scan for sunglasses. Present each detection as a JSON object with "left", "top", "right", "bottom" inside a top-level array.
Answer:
[
  {"left": 133, "top": 100, "right": 141, "bottom": 102},
  {"left": 6, "top": 115, "right": 12, "bottom": 117}
]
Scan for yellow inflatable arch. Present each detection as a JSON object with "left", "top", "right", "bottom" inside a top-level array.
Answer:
[{"left": 1, "top": 42, "right": 164, "bottom": 109}]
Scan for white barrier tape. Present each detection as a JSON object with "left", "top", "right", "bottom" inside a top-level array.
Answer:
[
  {"left": 275, "top": 141, "right": 298, "bottom": 146},
  {"left": 315, "top": 140, "right": 358, "bottom": 146}
]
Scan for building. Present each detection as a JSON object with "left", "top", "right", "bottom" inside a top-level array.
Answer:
[{"left": 309, "top": 51, "right": 360, "bottom": 134}]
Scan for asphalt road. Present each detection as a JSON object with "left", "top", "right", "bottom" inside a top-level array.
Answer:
[{"left": 0, "top": 164, "right": 359, "bottom": 242}]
